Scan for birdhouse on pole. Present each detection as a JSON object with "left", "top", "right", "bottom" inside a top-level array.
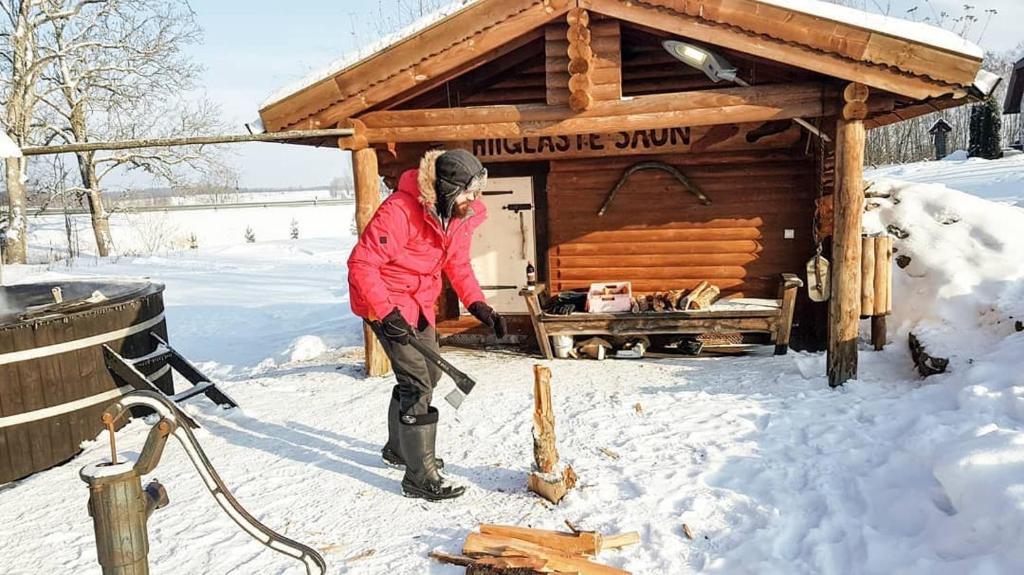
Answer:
[{"left": 929, "top": 119, "right": 953, "bottom": 160}]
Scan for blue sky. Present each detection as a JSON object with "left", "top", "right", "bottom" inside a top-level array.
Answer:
[{"left": 170, "top": 0, "right": 1022, "bottom": 189}]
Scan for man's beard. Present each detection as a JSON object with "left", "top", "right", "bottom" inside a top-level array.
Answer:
[{"left": 452, "top": 200, "right": 472, "bottom": 218}]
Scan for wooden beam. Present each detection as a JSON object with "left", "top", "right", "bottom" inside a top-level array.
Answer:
[
  {"left": 351, "top": 148, "right": 392, "bottom": 377},
  {"left": 19, "top": 128, "right": 356, "bottom": 156},
  {"left": 828, "top": 83, "right": 868, "bottom": 387},
  {"left": 587, "top": 0, "right": 966, "bottom": 101},
  {"left": 262, "top": 0, "right": 572, "bottom": 132},
  {"left": 356, "top": 82, "right": 859, "bottom": 143},
  {"left": 460, "top": 122, "right": 802, "bottom": 162},
  {"left": 623, "top": 0, "right": 980, "bottom": 85},
  {"left": 865, "top": 95, "right": 972, "bottom": 130}
]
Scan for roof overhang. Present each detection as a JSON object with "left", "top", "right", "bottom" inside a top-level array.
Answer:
[{"left": 259, "top": 0, "right": 988, "bottom": 135}]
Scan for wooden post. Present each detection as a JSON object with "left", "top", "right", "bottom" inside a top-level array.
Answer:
[
  {"left": 828, "top": 83, "right": 868, "bottom": 387},
  {"left": 527, "top": 365, "right": 577, "bottom": 503},
  {"left": 860, "top": 235, "right": 875, "bottom": 316},
  {"left": 351, "top": 147, "right": 392, "bottom": 377},
  {"left": 871, "top": 316, "right": 887, "bottom": 351}
]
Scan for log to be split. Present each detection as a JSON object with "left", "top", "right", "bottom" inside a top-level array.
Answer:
[{"left": 529, "top": 365, "right": 578, "bottom": 504}]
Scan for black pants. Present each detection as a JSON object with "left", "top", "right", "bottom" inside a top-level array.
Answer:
[{"left": 368, "top": 316, "right": 442, "bottom": 416}]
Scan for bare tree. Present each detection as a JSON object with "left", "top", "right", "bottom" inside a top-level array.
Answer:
[
  {"left": 40, "top": 0, "right": 221, "bottom": 256},
  {"left": 1, "top": 0, "right": 104, "bottom": 264}
]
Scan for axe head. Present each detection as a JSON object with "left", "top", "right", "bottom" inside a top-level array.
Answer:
[{"left": 444, "top": 387, "right": 467, "bottom": 410}]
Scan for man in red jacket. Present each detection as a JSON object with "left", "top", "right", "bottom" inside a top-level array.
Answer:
[{"left": 347, "top": 149, "right": 506, "bottom": 501}]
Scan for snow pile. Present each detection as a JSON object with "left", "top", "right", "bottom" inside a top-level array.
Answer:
[
  {"left": 284, "top": 334, "right": 330, "bottom": 363},
  {"left": 863, "top": 177, "right": 1024, "bottom": 364},
  {"left": 0, "top": 130, "right": 21, "bottom": 158},
  {"left": 861, "top": 175, "right": 1024, "bottom": 568}
]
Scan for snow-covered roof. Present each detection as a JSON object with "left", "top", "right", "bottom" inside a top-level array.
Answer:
[
  {"left": 261, "top": 0, "right": 984, "bottom": 113},
  {"left": 0, "top": 130, "right": 21, "bottom": 159},
  {"left": 928, "top": 118, "right": 953, "bottom": 133},
  {"left": 261, "top": 0, "right": 483, "bottom": 109},
  {"left": 758, "top": 0, "right": 983, "bottom": 60}
]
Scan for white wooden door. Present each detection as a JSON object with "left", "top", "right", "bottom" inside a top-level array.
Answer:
[{"left": 463, "top": 176, "right": 536, "bottom": 314}]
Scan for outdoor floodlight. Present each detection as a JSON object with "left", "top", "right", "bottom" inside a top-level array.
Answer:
[
  {"left": 662, "top": 40, "right": 742, "bottom": 85},
  {"left": 662, "top": 39, "right": 830, "bottom": 142}
]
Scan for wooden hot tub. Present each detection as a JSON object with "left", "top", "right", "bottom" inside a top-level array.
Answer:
[{"left": 0, "top": 280, "right": 171, "bottom": 484}]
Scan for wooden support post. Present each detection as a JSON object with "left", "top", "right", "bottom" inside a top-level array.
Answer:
[
  {"left": 828, "top": 83, "right": 868, "bottom": 387},
  {"left": 527, "top": 365, "right": 577, "bottom": 503},
  {"left": 351, "top": 147, "right": 392, "bottom": 377},
  {"left": 861, "top": 235, "right": 875, "bottom": 316},
  {"left": 874, "top": 236, "right": 892, "bottom": 317},
  {"left": 775, "top": 273, "right": 803, "bottom": 355},
  {"left": 871, "top": 316, "right": 887, "bottom": 351}
]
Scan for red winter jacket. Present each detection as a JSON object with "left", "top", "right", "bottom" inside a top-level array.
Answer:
[{"left": 347, "top": 151, "right": 487, "bottom": 327}]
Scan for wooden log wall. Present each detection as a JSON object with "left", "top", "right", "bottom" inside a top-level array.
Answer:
[
  {"left": 547, "top": 149, "right": 816, "bottom": 297},
  {"left": 546, "top": 14, "right": 621, "bottom": 107},
  {"left": 619, "top": 26, "right": 822, "bottom": 98}
]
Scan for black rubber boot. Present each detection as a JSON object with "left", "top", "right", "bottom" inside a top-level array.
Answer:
[
  {"left": 399, "top": 409, "right": 464, "bottom": 501},
  {"left": 382, "top": 390, "right": 445, "bottom": 470}
]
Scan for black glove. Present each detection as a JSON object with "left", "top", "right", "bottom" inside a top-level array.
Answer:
[
  {"left": 379, "top": 308, "right": 412, "bottom": 345},
  {"left": 468, "top": 301, "right": 507, "bottom": 339}
]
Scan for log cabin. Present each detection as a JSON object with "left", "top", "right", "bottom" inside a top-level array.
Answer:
[{"left": 257, "top": 0, "right": 997, "bottom": 386}]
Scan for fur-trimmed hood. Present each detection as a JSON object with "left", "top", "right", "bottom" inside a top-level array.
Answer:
[{"left": 416, "top": 149, "right": 444, "bottom": 207}]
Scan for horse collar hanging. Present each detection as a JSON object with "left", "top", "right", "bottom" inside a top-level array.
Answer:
[{"left": 597, "top": 161, "right": 710, "bottom": 217}]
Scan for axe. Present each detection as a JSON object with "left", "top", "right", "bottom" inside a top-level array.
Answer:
[{"left": 405, "top": 336, "right": 477, "bottom": 410}]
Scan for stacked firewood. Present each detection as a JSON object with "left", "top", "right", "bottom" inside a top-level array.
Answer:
[
  {"left": 631, "top": 281, "right": 721, "bottom": 313},
  {"left": 431, "top": 523, "right": 640, "bottom": 574}
]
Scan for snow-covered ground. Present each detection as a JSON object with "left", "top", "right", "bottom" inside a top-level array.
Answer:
[
  {"left": 869, "top": 152, "right": 1024, "bottom": 207},
  {"left": 1, "top": 156, "right": 1023, "bottom": 574}
]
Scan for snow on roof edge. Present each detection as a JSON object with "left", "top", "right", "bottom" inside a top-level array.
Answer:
[
  {"left": 260, "top": 0, "right": 984, "bottom": 117},
  {"left": 259, "top": 0, "right": 484, "bottom": 111},
  {"left": 758, "top": 0, "right": 983, "bottom": 60}
]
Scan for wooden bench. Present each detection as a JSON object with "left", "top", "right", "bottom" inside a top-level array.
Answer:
[{"left": 520, "top": 274, "right": 804, "bottom": 359}]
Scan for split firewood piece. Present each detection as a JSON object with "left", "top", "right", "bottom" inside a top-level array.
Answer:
[
  {"left": 464, "top": 533, "right": 630, "bottom": 575},
  {"left": 480, "top": 524, "right": 602, "bottom": 557},
  {"left": 471, "top": 555, "right": 553, "bottom": 575},
  {"left": 432, "top": 550, "right": 554, "bottom": 575},
  {"left": 528, "top": 366, "right": 578, "bottom": 504},
  {"left": 430, "top": 550, "right": 476, "bottom": 567},
  {"left": 682, "top": 281, "right": 709, "bottom": 310},
  {"left": 649, "top": 292, "right": 664, "bottom": 311},
  {"left": 668, "top": 289, "right": 688, "bottom": 310},
  {"left": 604, "top": 532, "right": 641, "bottom": 550},
  {"left": 687, "top": 283, "right": 720, "bottom": 310},
  {"left": 478, "top": 525, "right": 642, "bottom": 557}
]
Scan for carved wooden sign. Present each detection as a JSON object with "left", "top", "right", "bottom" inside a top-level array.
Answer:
[{"left": 462, "top": 122, "right": 800, "bottom": 162}]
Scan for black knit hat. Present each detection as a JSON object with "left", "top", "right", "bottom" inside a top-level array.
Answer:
[{"left": 434, "top": 149, "right": 485, "bottom": 217}]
